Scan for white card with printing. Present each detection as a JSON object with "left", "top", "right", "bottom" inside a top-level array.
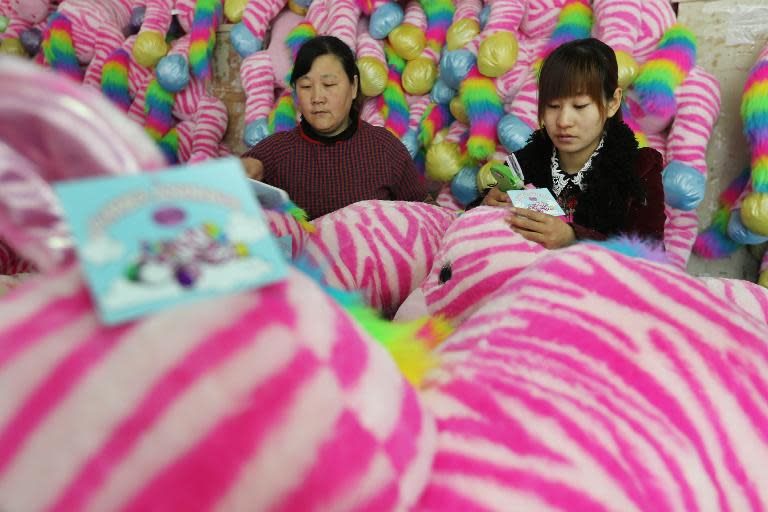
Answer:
[{"left": 507, "top": 188, "right": 566, "bottom": 217}]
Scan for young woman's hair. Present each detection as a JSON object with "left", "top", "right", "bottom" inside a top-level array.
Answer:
[
  {"left": 290, "top": 36, "right": 362, "bottom": 117},
  {"left": 537, "top": 37, "right": 622, "bottom": 127}
]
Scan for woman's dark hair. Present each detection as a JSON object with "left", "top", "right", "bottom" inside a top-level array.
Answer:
[
  {"left": 290, "top": 36, "right": 362, "bottom": 117},
  {"left": 537, "top": 37, "right": 622, "bottom": 128}
]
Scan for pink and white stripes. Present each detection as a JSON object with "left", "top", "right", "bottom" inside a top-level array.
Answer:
[
  {"left": 666, "top": 66, "right": 721, "bottom": 177},
  {"left": 306, "top": 200, "right": 456, "bottom": 316},
  {"left": 240, "top": 51, "right": 275, "bottom": 125},
  {"left": 356, "top": 19, "right": 386, "bottom": 62},
  {"left": 591, "top": 0, "right": 641, "bottom": 55},
  {"left": 416, "top": 242, "right": 768, "bottom": 510},
  {"left": 634, "top": 0, "right": 676, "bottom": 65},
  {"left": 0, "top": 267, "right": 437, "bottom": 511},
  {"left": 326, "top": 0, "right": 361, "bottom": 52},
  {"left": 402, "top": 0, "right": 427, "bottom": 34},
  {"left": 452, "top": 0, "right": 482, "bottom": 25},
  {"left": 241, "top": 0, "right": 287, "bottom": 42},
  {"left": 664, "top": 205, "right": 699, "bottom": 270},
  {"left": 397, "top": 206, "right": 547, "bottom": 324},
  {"left": 305, "top": 0, "right": 329, "bottom": 34}
]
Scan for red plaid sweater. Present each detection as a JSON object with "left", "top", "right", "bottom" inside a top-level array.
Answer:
[{"left": 242, "top": 119, "right": 427, "bottom": 219}]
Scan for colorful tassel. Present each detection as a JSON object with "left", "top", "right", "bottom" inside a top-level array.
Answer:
[
  {"left": 633, "top": 24, "right": 697, "bottom": 122},
  {"left": 741, "top": 58, "right": 768, "bottom": 194},
  {"left": 280, "top": 200, "right": 315, "bottom": 233},
  {"left": 189, "top": 0, "right": 222, "bottom": 80},
  {"left": 420, "top": 0, "right": 454, "bottom": 55},
  {"left": 158, "top": 127, "right": 180, "bottom": 164},
  {"left": 285, "top": 22, "right": 317, "bottom": 64},
  {"left": 101, "top": 48, "right": 131, "bottom": 112},
  {"left": 292, "top": 257, "right": 451, "bottom": 388},
  {"left": 268, "top": 90, "right": 297, "bottom": 134},
  {"left": 381, "top": 44, "right": 409, "bottom": 138},
  {"left": 693, "top": 169, "right": 751, "bottom": 259},
  {"left": 321, "top": 284, "right": 450, "bottom": 388},
  {"left": 621, "top": 102, "right": 649, "bottom": 148},
  {"left": 540, "top": 0, "right": 593, "bottom": 62},
  {"left": 460, "top": 66, "right": 503, "bottom": 160},
  {"left": 41, "top": 12, "right": 83, "bottom": 82},
  {"left": 143, "top": 78, "right": 176, "bottom": 142},
  {"left": 588, "top": 235, "right": 668, "bottom": 264},
  {"left": 419, "top": 102, "right": 454, "bottom": 147}
]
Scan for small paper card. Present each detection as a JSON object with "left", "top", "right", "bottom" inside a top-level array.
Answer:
[
  {"left": 54, "top": 157, "right": 288, "bottom": 325},
  {"left": 249, "top": 178, "right": 290, "bottom": 209},
  {"left": 507, "top": 188, "right": 566, "bottom": 217}
]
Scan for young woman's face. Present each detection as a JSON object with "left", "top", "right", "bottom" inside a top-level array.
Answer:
[
  {"left": 541, "top": 89, "right": 621, "bottom": 171},
  {"left": 295, "top": 54, "right": 358, "bottom": 136}
]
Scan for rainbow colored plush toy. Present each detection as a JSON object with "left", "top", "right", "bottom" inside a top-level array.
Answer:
[
  {"left": 632, "top": 24, "right": 697, "bottom": 132},
  {"left": 738, "top": 43, "right": 768, "bottom": 239}
]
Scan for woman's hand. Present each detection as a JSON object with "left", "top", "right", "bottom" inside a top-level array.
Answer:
[
  {"left": 506, "top": 207, "right": 576, "bottom": 249},
  {"left": 481, "top": 186, "right": 511, "bottom": 207},
  {"left": 241, "top": 157, "right": 264, "bottom": 180}
]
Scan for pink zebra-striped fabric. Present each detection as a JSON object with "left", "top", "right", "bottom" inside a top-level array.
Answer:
[
  {"left": 700, "top": 276, "right": 768, "bottom": 325},
  {"left": 402, "top": 1, "right": 427, "bottom": 33},
  {"left": 435, "top": 183, "right": 464, "bottom": 212},
  {"left": 666, "top": 66, "right": 721, "bottom": 176},
  {"left": 306, "top": 0, "right": 329, "bottom": 34},
  {"left": 242, "top": 0, "right": 287, "bottom": 41},
  {"left": 327, "top": 0, "right": 361, "bottom": 52},
  {"left": 356, "top": 17, "right": 386, "bottom": 61},
  {"left": 520, "top": 0, "right": 568, "bottom": 40},
  {"left": 241, "top": 51, "right": 276, "bottom": 124},
  {"left": 634, "top": 0, "right": 677, "bottom": 65},
  {"left": 306, "top": 200, "right": 457, "bottom": 316},
  {"left": 483, "top": 0, "right": 525, "bottom": 38},
  {"left": 397, "top": 206, "right": 547, "bottom": 324},
  {"left": 0, "top": 265, "right": 436, "bottom": 511},
  {"left": 263, "top": 208, "right": 311, "bottom": 258},
  {"left": 57, "top": 0, "right": 132, "bottom": 64},
  {"left": 664, "top": 205, "right": 699, "bottom": 270},
  {"left": 137, "top": 0, "right": 173, "bottom": 36},
  {"left": 416, "top": 242, "right": 768, "bottom": 511},
  {"left": 591, "top": 0, "right": 642, "bottom": 55},
  {"left": 452, "top": 0, "right": 482, "bottom": 24}
]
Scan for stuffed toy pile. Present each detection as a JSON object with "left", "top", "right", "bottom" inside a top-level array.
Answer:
[
  {"left": 2, "top": 56, "right": 768, "bottom": 511},
  {"left": 0, "top": 0, "right": 733, "bottom": 275}
]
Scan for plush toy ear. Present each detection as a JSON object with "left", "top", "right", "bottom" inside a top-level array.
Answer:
[{"left": 0, "top": 58, "right": 166, "bottom": 271}]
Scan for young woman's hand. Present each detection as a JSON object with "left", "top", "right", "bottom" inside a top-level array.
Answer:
[
  {"left": 481, "top": 187, "right": 511, "bottom": 207},
  {"left": 506, "top": 207, "right": 576, "bottom": 249},
  {"left": 241, "top": 157, "right": 264, "bottom": 180}
]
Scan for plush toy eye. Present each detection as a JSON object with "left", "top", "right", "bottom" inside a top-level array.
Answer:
[{"left": 438, "top": 262, "right": 452, "bottom": 284}]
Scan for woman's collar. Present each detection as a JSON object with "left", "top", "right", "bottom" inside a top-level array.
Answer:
[{"left": 299, "top": 116, "right": 359, "bottom": 145}]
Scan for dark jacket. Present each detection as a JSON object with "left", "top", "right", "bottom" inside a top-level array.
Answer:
[{"left": 473, "top": 120, "right": 666, "bottom": 241}]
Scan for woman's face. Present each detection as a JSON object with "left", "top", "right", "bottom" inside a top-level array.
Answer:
[
  {"left": 541, "top": 89, "right": 621, "bottom": 171},
  {"left": 295, "top": 54, "right": 358, "bottom": 136}
]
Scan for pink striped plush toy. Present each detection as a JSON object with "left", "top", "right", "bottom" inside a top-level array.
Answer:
[
  {"left": 414, "top": 239, "right": 768, "bottom": 510},
  {"left": 40, "top": 0, "right": 136, "bottom": 85},
  {"left": 0, "top": 58, "right": 437, "bottom": 511},
  {"left": 306, "top": 200, "right": 457, "bottom": 316},
  {"left": 261, "top": 200, "right": 457, "bottom": 316},
  {"left": 396, "top": 206, "right": 548, "bottom": 324}
]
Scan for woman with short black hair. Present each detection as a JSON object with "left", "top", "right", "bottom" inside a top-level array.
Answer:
[{"left": 241, "top": 36, "right": 428, "bottom": 220}]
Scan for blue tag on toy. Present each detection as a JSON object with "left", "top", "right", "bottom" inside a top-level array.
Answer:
[{"left": 54, "top": 157, "right": 288, "bottom": 325}]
